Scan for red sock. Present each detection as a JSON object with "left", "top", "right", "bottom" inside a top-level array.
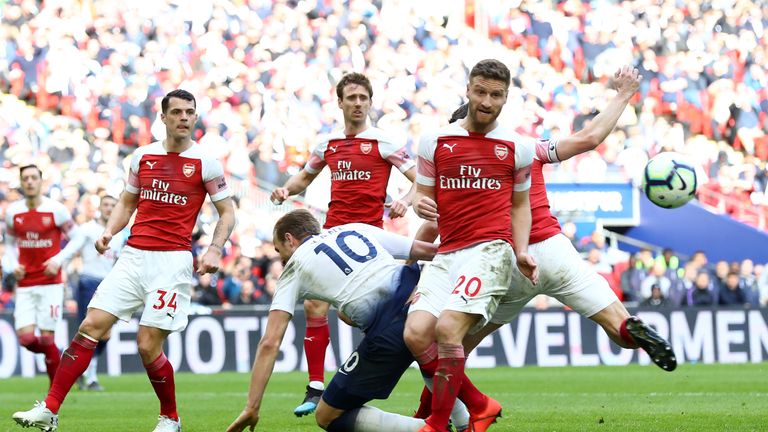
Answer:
[
  {"left": 426, "top": 343, "right": 465, "bottom": 431},
  {"left": 619, "top": 318, "right": 639, "bottom": 349},
  {"left": 305, "top": 316, "right": 330, "bottom": 383},
  {"left": 144, "top": 352, "right": 178, "bottom": 421},
  {"left": 457, "top": 370, "right": 487, "bottom": 412},
  {"left": 38, "top": 335, "right": 61, "bottom": 384},
  {"left": 414, "top": 385, "right": 433, "bottom": 419},
  {"left": 44, "top": 333, "right": 97, "bottom": 413}
]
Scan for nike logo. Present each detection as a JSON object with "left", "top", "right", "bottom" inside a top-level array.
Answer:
[
  {"left": 146, "top": 161, "right": 157, "bottom": 169},
  {"left": 435, "top": 371, "right": 453, "bottom": 381},
  {"left": 442, "top": 143, "right": 457, "bottom": 153},
  {"left": 329, "top": 146, "right": 337, "bottom": 153},
  {"left": 673, "top": 168, "right": 687, "bottom": 191}
]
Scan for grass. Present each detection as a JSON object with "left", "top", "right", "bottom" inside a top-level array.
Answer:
[{"left": 1, "top": 363, "right": 766, "bottom": 431}]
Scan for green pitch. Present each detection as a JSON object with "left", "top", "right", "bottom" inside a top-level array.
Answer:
[{"left": 1, "top": 363, "right": 766, "bottom": 431}]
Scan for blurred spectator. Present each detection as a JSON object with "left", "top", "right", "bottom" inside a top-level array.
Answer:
[
  {"left": 620, "top": 253, "right": 646, "bottom": 302},
  {"left": 687, "top": 272, "right": 716, "bottom": 307},
  {"left": 711, "top": 260, "right": 731, "bottom": 298},
  {"left": 641, "top": 261, "right": 672, "bottom": 300},
  {"left": 193, "top": 273, "right": 222, "bottom": 307},
  {"left": 739, "top": 259, "right": 761, "bottom": 307},
  {"left": 719, "top": 272, "right": 747, "bottom": 306},
  {"left": 669, "top": 262, "right": 699, "bottom": 307},
  {"left": 640, "top": 284, "right": 672, "bottom": 308}
]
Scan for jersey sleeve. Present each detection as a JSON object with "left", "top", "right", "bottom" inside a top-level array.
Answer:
[
  {"left": 416, "top": 132, "right": 438, "bottom": 187},
  {"left": 51, "top": 223, "right": 86, "bottom": 265},
  {"left": 513, "top": 138, "right": 535, "bottom": 192},
  {"left": 378, "top": 133, "right": 415, "bottom": 173},
  {"left": 269, "top": 261, "right": 301, "bottom": 315},
  {"left": 351, "top": 224, "right": 413, "bottom": 260},
  {"left": 2, "top": 208, "right": 18, "bottom": 271},
  {"left": 125, "top": 148, "right": 144, "bottom": 195},
  {"left": 304, "top": 136, "right": 330, "bottom": 175},
  {"left": 53, "top": 202, "right": 73, "bottom": 233},
  {"left": 534, "top": 138, "right": 561, "bottom": 164},
  {"left": 202, "top": 157, "right": 231, "bottom": 202}
]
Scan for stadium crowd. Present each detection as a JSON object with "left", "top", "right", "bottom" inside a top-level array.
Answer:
[{"left": 1, "top": 0, "right": 767, "bottom": 312}]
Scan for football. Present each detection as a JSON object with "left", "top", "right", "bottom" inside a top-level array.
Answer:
[{"left": 642, "top": 152, "right": 698, "bottom": 208}]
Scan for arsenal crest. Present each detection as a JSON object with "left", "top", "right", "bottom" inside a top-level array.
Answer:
[
  {"left": 494, "top": 144, "right": 508, "bottom": 160},
  {"left": 42, "top": 216, "right": 52, "bottom": 226},
  {"left": 360, "top": 142, "right": 372, "bottom": 154},
  {"left": 182, "top": 163, "right": 196, "bottom": 178}
]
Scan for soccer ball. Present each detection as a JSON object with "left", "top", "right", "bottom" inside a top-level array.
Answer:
[{"left": 642, "top": 152, "right": 698, "bottom": 209}]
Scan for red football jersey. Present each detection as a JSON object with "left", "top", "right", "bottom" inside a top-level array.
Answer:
[
  {"left": 530, "top": 138, "right": 563, "bottom": 244},
  {"left": 4, "top": 198, "right": 73, "bottom": 287},
  {"left": 417, "top": 123, "right": 534, "bottom": 253},
  {"left": 305, "top": 127, "right": 415, "bottom": 229},
  {"left": 125, "top": 142, "right": 230, "bottom": 251}
]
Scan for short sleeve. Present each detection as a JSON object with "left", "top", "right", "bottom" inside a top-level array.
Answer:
[
  {"left": 377, "top": 132, "right": 415, "bottom": 173},
  {"left": 202, "top": 157, "right": 231, "bottom": 202},
  {"left": 269, "top": 261, "right": 301, "bottom": 315},
  {"left": 534, "top": 138, "right": 560, "bottom": 164},
  {"left": 53, "top": 202, "right": 72, "bottom": 227},
  {"left": 513, "top": 138, "right": 535, "bottom": 192},
  {"left": 304, "top": 136, "right": 331, "bottom": 175},
  {"left": 125, "top": 149, "right": 143, "bottom": 195},
  {"left": 416, "top": 132, "right": 438, "bottom": 187}
]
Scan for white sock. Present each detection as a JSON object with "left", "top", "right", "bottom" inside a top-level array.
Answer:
[
  {"left": 422, "top": 375, "right": 469, "bottom": 429},
  {"left": 85, "top": 357, "right": 98, "bottom": 384},
  {"left": 353, "top": 406, "right": 425, "bottom": 432},
  {"left": 309, "top": 380, "right": 325, "bottom": 391}
]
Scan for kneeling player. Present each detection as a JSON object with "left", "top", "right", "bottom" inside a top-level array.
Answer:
[{"left": 227, "top": 210, "right": 454, "bottom": 432}]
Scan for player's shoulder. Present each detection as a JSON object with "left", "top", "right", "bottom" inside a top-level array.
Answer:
[
  {"left": 38, "top": 197, "right": 69, "bottom": 214},
  {"left": 6, "top": 199, "right": 28, "bottom": 216},
  {"left": 487, "top": 124, "right": 528, "bottom": 143},
  {"left": 421, "top": 123, "right": 467, "bottom": 146},
  {"left": 180, "top": 142, "right": 220, "bottom": 162},
  {"left": 132, "top": 141, "right": 165, "bottom": 158},
  {"left": 358, "top": 127, "right": 402, "bottom": 144},
  {"left": 315, "top": 130, "right": 345, "bottom": 152}
]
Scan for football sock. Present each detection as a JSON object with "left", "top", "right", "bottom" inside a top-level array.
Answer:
[
  {"left": 327, "top": 406, "right": 426, "bottom": 432},
  {"left": 38, "top": 336, "right": 61, "bottom": 384},
  {"left": 414, "top": 384, "right": 432, "bottom": 418},
  {"left": 619, "top": 317, "right": 640, "bottom": 349},
  {"left": 427, "top": 343, "right": 465, "bottom": 431},
  {"left": 417, "top": 378, "right": 470, "bottom": 428},
  {"left": 44, "top": 333, "right": 97, "bottom": 413},
  {"left": 305, "top": 316, "right": 330, "bottom": 384},
  {"left": 144, "top": 352, "right": 178, "bottom": 421}
]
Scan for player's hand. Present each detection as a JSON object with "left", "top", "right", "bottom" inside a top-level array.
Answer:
[
  {"left": 226, "top": 408, "right": 259, "bottom": 432},
  {"left": 270, "top": 188, "right": 289, "bottom": 205},
  {"left": 516, "top": 252, "right": 539, "bottom": 285},
  {"left": 197, "top": 247, "right": 222, "bottom": 275},
  {"left": 614, "top": 65, "right": 641, "bottom": 98},
  {"left": 95, "top": 231, "right": 112, "bottom": 254},
  {"left": 414, "top": 196, "right": 439, "bottom": 221},
  {"left": 385, "top": 199, "right": 408, "bottom": 219},
  {"left": 42, "top": 258, "right": 61, "bottom": 276},
  {"left": 13, "top": 265, "right": 25, "bottom": 281}
]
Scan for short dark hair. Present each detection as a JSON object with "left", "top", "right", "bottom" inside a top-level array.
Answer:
[
  {"left": 469, "top": 59, "right": 511, "bottom": 88},
  {"left": 449, "top": 103, "right": 468, "bottom": 124},
  {"left": 336, "top": 72, "right": 373, "bottom": 100},
  {"left": 161, "top": 89, "right": 196, "bottom": 113},
  {"left": 19, "top": 164, "right": 42, "bottom": 178},
  {"left": 273, "top": 210, "right": 321, "bottom": 244}
]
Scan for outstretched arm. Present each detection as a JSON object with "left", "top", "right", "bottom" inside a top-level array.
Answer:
[
  {"left": 271, "top": 170, "right": 319, "bottom": 204},
  {"left": 226, "top": 310, "right": 292, "bottom": 432},
  {"left": 555, "top": 66, "right": 641, "bottom": 162},
  {"left": 197, "top": 197, "right": 236, "bottom": 275},
  {"left": 96, "top": 191, "right": 139, "bottom": 254}
]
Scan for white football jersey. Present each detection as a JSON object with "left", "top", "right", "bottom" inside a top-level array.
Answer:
[
  {"left": 57, "top": 220, "right": 127, "bottom": 279},
  {"left": 270, "top": 223, "right": 413, "bottom": 329}
]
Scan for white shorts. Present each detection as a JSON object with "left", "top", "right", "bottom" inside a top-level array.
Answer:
[
  {"left": 409, "top": 240, "right": 514, "bottom": 332},
  {"left": 13, "top": 284, "right": 65, "bottom": 331},
  {"left": 491, "top": 234, "right": 618, "bottom": 325},
  {"left": 89, "top": 246, "right": 194, "bottom": 332}
]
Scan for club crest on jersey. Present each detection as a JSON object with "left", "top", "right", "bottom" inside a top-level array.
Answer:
[
  {"left": 182, "top": 163, "right": 196, "bottom": 178},
  {"left": 360, "top": 142, "right": 372, "bottom": 154},
  {"left": 42, "top": 216, "right": 52, "bottom": 226},
  {"left": 494, "top": 144, "right": 508, "bottom": 160}
]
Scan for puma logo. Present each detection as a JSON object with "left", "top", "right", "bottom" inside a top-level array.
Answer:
[
  {"left": 63, "top": 350, "right": 78, "bottom": 361},
  {"left": 149, "top": 377, "right": 167, "bottom": 384},
  {"left": 329, "top": 146, "right": 338, "bottom": 153},
  {"left": 15, "top": 216, "right": 23, "bottom": 224},
  {"left": 442, "top": 143, "right": 457, "bottom": 153},
  {"left": 146, "top": 161, "right": 157, "bottom": 169},
  {"left": 304, "top": 337, "right": 315, "bottom": 342},
  {"left": 435, "top": 371, "right": 453, "bottom": 381},
  {"left": 460, "top": 295, "right": 469, "bottom": 304}
]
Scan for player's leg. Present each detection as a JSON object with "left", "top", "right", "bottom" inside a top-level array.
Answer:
[
  {"left": 137, "top": 325, "right": 180, "bottom": 429},
  {"left": 296, "top": 299, "right": 332, "bottom": 416},
  {"left": 588, "top": 301, "right": 677, "bottom": 371},
  {"left": 318, "top": 400, "right": 425, "bottom": 432},
  {"left": 77, "top": 277, "right": 106, "bottom": 390},
  {"left": 15, "top": 285, "right": 64, "bottom": 385}
]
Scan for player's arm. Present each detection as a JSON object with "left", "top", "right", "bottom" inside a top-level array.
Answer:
[
  {"left": 553, "top": 66, "right": 641, "bottom": 162},
  {"left": 271, "top": 169, "right": 320, "bottom": 204},
  {"left": 226, "top": 310, "right": 292, "bottom": 432},
  {"left": 197, "top": 197, "right": 236, "bottom": 275},
  {"left": 511, "top": 188, "right": 538, "bottom": 285},
  {"left": 2, "top": 226, "right": 22, "bottom": 279},
  {"left": 413, "top": 184, "right": 437, "bottom": 221},
  {"left": 386, "top": 165, "right": 417, "bottom": 219},
  {"left": 96, "top": 191, "right": 138, "bottom": 254},
  {"left": 44, "top": 224, "right": 86, "bottom": 276}
]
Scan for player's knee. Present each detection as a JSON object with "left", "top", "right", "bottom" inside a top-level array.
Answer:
[
  {"left": 305, "top": 299, "right": 330, "bottom": 317},
  {"left": 136, "top": 334, "right": 164, "bottom": 363},
  {"left": 18, "top": 332, "right": 37, "bottom": 348},
  {"left": 314, "top": 406, "right": 336, "bottom": 430},
  {"left": 434, "top": 317, "right": 463, "bottom": 345}
]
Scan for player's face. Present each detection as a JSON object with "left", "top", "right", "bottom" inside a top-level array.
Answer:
[
  {"left": 466, "top": 76, "right": 508, "bottom": 128},
  {"left": 338, "top": 84, "right": 371, "bottom": 126},
  {"left": 99, "top": 197, "right": 117, "bottom": 221},
  {"left": 161, "top": 97, "right": 198, "bottom": 140},
  {"left": 19, "top": 167, "right": 42, "bottom": 199},
  {"left": 274, "top": 237, "right": 295, "bottom": 265}
]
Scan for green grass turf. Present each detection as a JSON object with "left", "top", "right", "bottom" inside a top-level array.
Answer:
[{"left": 1, "top": 363, "right": 766, "bottom": 431}]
